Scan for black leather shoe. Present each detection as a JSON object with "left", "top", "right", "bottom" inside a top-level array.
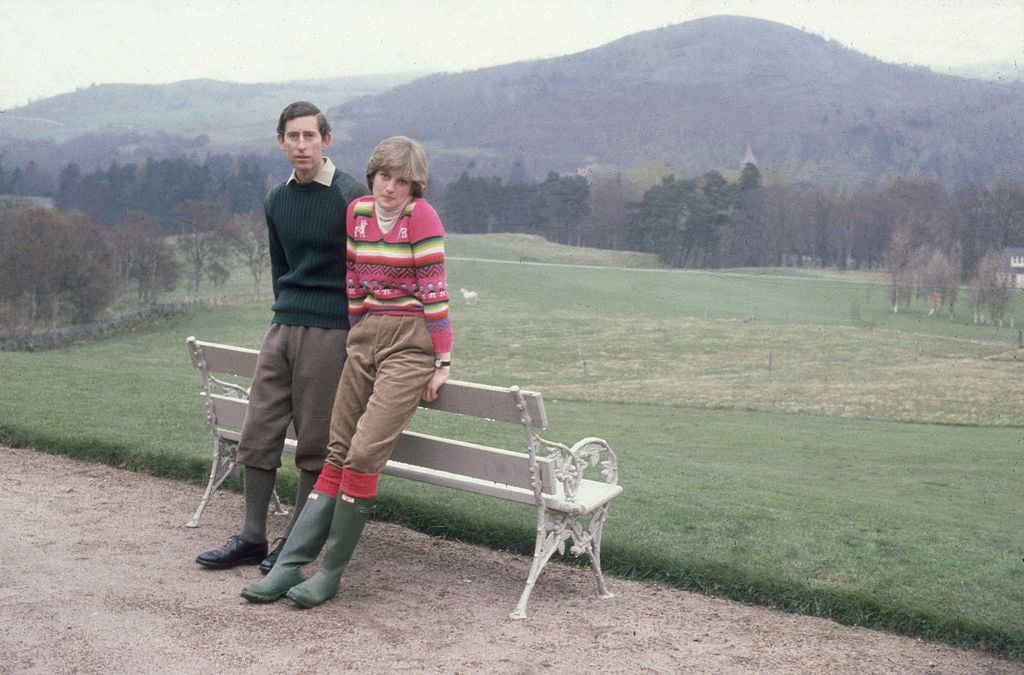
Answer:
[
  {"left": 258, "top": 537, "right": 287, "bottom": 575},
  {"left": 196, "top": 535, "right": 268, "bottom": 569}
]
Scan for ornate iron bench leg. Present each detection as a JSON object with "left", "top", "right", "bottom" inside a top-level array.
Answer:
[
  {"left": 270, "top": 486, "right": 288, "bottom": 517},
  {"left": 186, "top": 439, "right": 237, "bottom": 528},
  {"left": 511, "top": 510, "right": 570, "bottom": 619},
  {"left": 582, "top": 507, "right": 614, "bottom": 600}
]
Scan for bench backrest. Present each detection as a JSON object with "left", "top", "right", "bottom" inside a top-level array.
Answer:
[{"left": 188, "top": 337, "right": 556, "bottom": 495}]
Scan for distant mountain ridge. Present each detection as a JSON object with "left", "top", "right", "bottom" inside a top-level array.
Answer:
[
  {"left": 328, "top": 15, "right": 1024, "bottom": 185},
  {"left": 2, "top": 16, "right": 1022, "bottom": 187},
  {"left": 0, "top": 73, "right": 421, "bottom": 148}
]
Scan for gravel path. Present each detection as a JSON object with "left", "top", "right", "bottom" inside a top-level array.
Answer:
[{"left": 1, "top": 446, "right": 1018, "bottom": 673}]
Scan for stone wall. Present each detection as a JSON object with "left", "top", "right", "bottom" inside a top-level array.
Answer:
[{"left": 0, "top": 302, "right": 194, "bottom": 351}]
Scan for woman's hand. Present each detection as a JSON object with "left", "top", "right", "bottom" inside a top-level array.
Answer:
[{"left": 422, "top": 366, "right": 449, "bottom": 402}]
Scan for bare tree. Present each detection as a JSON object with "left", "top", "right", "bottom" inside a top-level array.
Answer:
[
  {"left": 111, "top": 210, "right": 179, "bottom": 305},
  {"left": 943, "top": 241, "right": 963, "bottom": 318},
  {"left": 172, "top": 200, "right": 231, "bottom": 298},
  {"left": 824, "top": 188, "right": 855, "bottom": 269},
  {"left": 971, "top": 249, "right": 1011, "bottom": 325},
  {"left": 226, "top": 210, "right": 270, "bottom": 296},
  {"left": 884, "top": 227, "right": 914, "bottom": 312},
  {"left": 0, "top": 206, "right": 114, "bottom": 330},
  {"left": 586, "top": 175, "right": 640, "bottom": 251},
  {"left": 915, "top": 248, "right": 961, "bottom": 318}
]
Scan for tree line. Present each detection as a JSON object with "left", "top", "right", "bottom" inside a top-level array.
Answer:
[
  {"left": 0, "top": 154, "right": 280, "bottom": 332},
  {"left": 434, "top": 163, "right": 1024, "bottom": 321},
  {"left": 15, "top": 154, "right": 1024, "bottom": 283},
  {"left": 2, "top": 152, "right": 1022, "bottom": 333},
  {"left": 437, "top": 164, "right": 1024, "bottom": 275},
  {"left": 0, "top": 202, "right": 275, "bottom": 332},
  {"left": 53, "top": 155, "right": 272, "bottom": 228}
]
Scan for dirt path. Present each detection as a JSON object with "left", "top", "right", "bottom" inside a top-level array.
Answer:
[{"left": 0, "top": 446, "right": 1018, "bottom": 673}]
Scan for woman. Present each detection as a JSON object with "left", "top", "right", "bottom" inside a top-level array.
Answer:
[{"left": 242, "top": 135, "right": 452, "bottom": 608}]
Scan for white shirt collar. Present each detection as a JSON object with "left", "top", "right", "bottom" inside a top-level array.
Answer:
[{"left": 286, "top": 157, "right": 336, "bottom": 187}]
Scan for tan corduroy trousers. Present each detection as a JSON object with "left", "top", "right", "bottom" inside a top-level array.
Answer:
[{"left": 324, "top": 315, "right": 436, "bottom": 475}]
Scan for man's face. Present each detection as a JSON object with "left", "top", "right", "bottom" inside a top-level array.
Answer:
[{"left": 278, "top": 115, "right": 330, "bottom": 182}]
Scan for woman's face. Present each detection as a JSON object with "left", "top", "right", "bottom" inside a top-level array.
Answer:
[{"left": 372, "top": 169, "right": 413, "bottom": 211}]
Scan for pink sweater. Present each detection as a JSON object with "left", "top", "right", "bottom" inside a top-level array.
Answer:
[{"left": 345, "top": 196, "right": 452, "bottom": 353}]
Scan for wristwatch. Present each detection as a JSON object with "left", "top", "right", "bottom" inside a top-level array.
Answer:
[{"left": 434, "top": 358, "right": 451, "bottom": 368}]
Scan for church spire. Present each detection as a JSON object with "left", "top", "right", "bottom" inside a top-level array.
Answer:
[{"left": 743, "top": 143, "right": 757, "bottom": 167}]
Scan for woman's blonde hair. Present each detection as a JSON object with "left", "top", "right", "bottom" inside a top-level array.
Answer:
[{"left": 365, "top": 135, "right": 428, "bottom": 197}]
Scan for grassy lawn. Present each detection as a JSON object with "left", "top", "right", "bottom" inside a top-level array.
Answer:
[{"left": 1, "top": 233, "right": 1022, "bottom": 659}]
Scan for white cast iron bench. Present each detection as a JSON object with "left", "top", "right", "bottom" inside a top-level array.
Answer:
[{"left": 185, "top": 336, "right": 623, "bottom": 619}]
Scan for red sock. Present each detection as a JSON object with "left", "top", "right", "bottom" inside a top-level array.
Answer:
[
  {"left": 312, "top": 464, "right": 344, "bottom": 498},
  {"left": 341, "top": 470, "right": 379, "bottom": 499}
]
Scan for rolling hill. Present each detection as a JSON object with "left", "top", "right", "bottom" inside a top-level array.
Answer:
[
  {"left": 2, "top": 15, "right": 1022, "bottom": 187},
  {"left": 328, "top": 15, "right": 1024, "bottom": 185},
  {"left": 0, "top": 74, "right": 420, "bottom": 145}
]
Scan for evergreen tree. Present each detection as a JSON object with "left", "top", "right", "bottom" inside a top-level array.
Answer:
[
  {"left": 538, "top": 172, "right": 590, "bottom": 245},
  {"left": 738, "top": 162, "right": 762, "bottom": 192},
  {"left": 440, "top": 171, "right": 493, "bottom": 233},
  {"left": 630, "top": 175, "right": 699, "bottom": 267}
]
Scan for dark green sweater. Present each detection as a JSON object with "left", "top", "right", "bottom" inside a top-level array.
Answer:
[{"left": 264, "top": 168, "right": 361, "bottom": 329}]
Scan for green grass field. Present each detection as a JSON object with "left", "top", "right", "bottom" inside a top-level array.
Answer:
[{"left": 1, "top": 234, "right": 1022, "bottom": 659}]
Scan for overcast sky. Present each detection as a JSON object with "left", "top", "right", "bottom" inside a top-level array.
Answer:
[{"left": 1, "top": 0, "right": 1021, "bottom": 111}]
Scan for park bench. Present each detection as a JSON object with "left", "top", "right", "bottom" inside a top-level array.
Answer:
[{"left": 185, "top": 336, "right": 623, "bottom": 619}]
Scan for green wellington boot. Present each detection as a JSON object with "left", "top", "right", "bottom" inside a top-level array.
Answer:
[
  {"left": 285, "top": 495, "right": 372, "bottom": 609},
  {"left": 240, "top": 492, "right": 335, "bottom": 603}
]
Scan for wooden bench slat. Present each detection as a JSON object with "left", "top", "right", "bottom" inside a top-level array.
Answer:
[
  {"left": 422, "top": 380, "right": 547, "bottom": 427},
  {"left": 392, "top": 431, "right": 554, "bottom": 493},
  {"left": 203, "top": 394, "right": 296, "bottom": 439},
  {"left": 205, "top": 381, "right": 544, "bottom": 430},
  {"left": 203, "top": 393, "right": 247, "bottom": 429},
  {"left": 382, "top": 462, "right": 540, "bottom": 505},
  {"left": 190, "top": 339, "right": 260, "bottom": 378}
]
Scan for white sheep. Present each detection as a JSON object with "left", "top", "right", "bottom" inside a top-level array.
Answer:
[{"left": 459, "top": 288, "right": 479, "bottom": 304}]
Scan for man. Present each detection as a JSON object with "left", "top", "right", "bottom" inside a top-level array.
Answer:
[{"left": 196, "top": 101, "right": 361, "bottom": 573}]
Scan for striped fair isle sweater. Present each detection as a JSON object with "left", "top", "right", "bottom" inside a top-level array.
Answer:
[{"left": 346, "top": 196, "right": 452, "bottom": 353}]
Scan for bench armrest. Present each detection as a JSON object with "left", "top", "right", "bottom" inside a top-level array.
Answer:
[{"left": 534, "top": 435, "right": 619, "bottom": 502}]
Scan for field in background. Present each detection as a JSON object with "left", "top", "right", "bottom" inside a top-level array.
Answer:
[
  {"left": 1, "top": 233, "right": 1021, "bottom": 658},
  {"left": 446, "top": 234, "right": 1024, "bottom": 427}
]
